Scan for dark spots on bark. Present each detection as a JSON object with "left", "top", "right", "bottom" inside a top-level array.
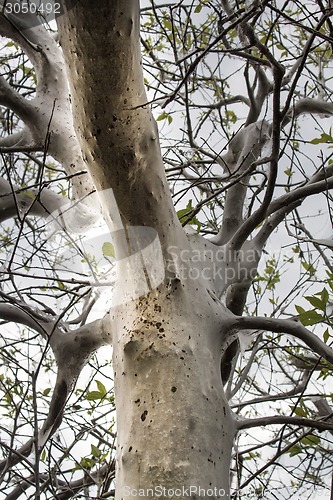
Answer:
[
  {"left": 134, "top": 399, "right": 140, "bottom": 404},
  {"left": 141, "top": 410, "right": 148, "bottom": 421},
  {"left": 128, "top": 446, "right": 132, "bottom": 452},
  {"left": 188, "top": 418, "right": 196, "bottom": 432},
  {"left": 171, "top": 386, "right": 177, "bottom": 393}
]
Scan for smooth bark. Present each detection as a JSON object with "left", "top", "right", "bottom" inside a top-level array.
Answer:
[{"left": 57, "top": 1, "right": 236, "bottom": 497}]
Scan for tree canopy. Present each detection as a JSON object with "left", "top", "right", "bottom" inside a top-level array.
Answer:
[{"left": 0, "top": 1, "right": 333, "bottom": 499}]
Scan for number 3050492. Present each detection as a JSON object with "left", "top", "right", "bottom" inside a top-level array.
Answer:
[{"left": 3, "top": 2, "right": 61, "bottom": 15}]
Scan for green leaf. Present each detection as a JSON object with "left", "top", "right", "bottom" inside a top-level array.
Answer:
[
  {"left": 43, "top": 388, "right": 51, "bottom": 397},
  {"left": 57, "top": 280, "right": 65, "bottom": 290},
  {"left": 96, "top": 380, "right": 107, "bottom": 398},
  {"left": 91, "top": 444, "right": 102, "bottom": 458},
  {"left": 295, "top": 304, "right": 305, "bottom": 314},
  {"left": 310, "top": 132, "right": 333, "bottom": 144},
  {"left": 300, "top": 435, "right": 320, "bottom": 446},
  {"left": 86, "top": 381, "right": 107, "bottom": 401},
  {"left": 176, "top": 199, "right": 201, "bottom": 231},
  {"left": 301, "top": 261, "right": 316, "bottom": 275},
  {"left": 80, "top": 457, "right": 94, "bottom": 469},
  {"left": 288, "top": 444, "right": 302, "bottom": 457},
  {"left": 294, "top": 406, "right": 308, "bottom": 417},
  {"left": 163, "top": 19, "right": 172, "bottom": 31},
  {"left": 102, "top": 242, "right": 115, "bottom": 258},
  {"left": 86, "top": 391, "right": 104, "bottom": 401},
  {"left": 194, "top": 4, "right": 202, "bottom": 13},
  {"left": 156, "top": 111, "right": 173, "bottom": 124},
  {"left": 297, "top": 310, "right": 323, "bottom": 326},
  {"left": 305, "top": 295, "right": 326, "bottom": 311},
  {"left": 323, "top": 328, "right": 330, "bottom": 344},
  {"left": 321, "top": 287, "right": 329, "bottom": 306}
]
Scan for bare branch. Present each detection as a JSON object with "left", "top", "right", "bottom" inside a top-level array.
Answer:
[
  {"left": 228, "top": 315, "right": 333, "bottom": 365},
  {"left": 282, "top": 98, "right": 333, "bottom": 127},
  {"left": 0, "top": 75, "right": 34, "bottom": 122},
  {"left": 0, "top": 313, "right": 111, "bottom": 474},
  {"left": 266, "top": 174, "right": 333, "bottom": 217},
  {"left": 0, "top": 175, "right": 67, "bottom": 224},
  {"left": 236, "top": 414, "right": 333, "bottom": 433}
]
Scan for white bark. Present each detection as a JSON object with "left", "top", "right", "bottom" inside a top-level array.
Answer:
[
  {"left": 0, "top": 11, "right": 100, "bottom": 228},
  {"left": 56, "top": 1, "right": 237, "bottom": 497},
  {"left": 0, "top": 176, "right": 66, "bottom": 223},
  {"left": 0, "top": 302, "right": 111, "bottom": 472},
  {"left": 1, "top": 0, "right": 333, "bottom": 497}
]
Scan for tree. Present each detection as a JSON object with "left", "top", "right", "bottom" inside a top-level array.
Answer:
[{"left": 0, "top": 0, "right": 333, "bottom": 498}]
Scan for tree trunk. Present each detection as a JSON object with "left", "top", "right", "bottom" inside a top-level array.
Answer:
[
  {"left": 112, "top": 279, "right": 235, "bottom": 498},
  {"left": 57, "top": 1, "right": 235, "bottom": 497}
]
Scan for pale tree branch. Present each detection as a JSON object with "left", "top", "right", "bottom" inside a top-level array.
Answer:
[
  {"left": 5, "top": 474, "right": 49, "bottom": 500},
  {"left": 281, "top": 9, "right": 333, "bottom": 121},
  {"left": 211, "top": 121, "right": 271, "bottom": 245},
  {"left": 226, "top": 333, "right": 262, "bottom": 400},
  {"left": 193, "top": 94, "right": 250, "bottom": 110},
  {"left": 254, "top": 201, "right": 301, "bottom": 249},
  {"left": 231, "top": 370, "right": 312, "bottom": 410},
  {"left": 0, "top": 175, "right": 67, "bottom": 224},
  {"left": 0, "top": 170, "right": 101, "bottom": 234},
  {"left": 56, "top": 462, "right": 115, "bottom": 500},
  {"left": 228, "top": 65, "right": 284, "bottom": 251},
  {"left": 0, "top": 303, "right": 111, "bottom": 474},
  {"left": 228, "top": 315, "right": 333, "bottom": 365},
  {"left": 236, "top": 414, "right": 333, "bottom": 433},
  {"left": 312, "top": 398, "right": 333, "bottom": 424},
  {"left": 0, "top": 302, "right": 52, "bottom": 339},
  {"left": 0, "top": 11, "right": 100, "bottom": 217},
  {"left": 0, "top": 130, "right": 36, "bottom": 149},
  {"left": 282, "top": 98, "right": 333, "bottom": 127},
  {"left": 308, "top": 239, "right": 333, "bottom": 250},
  {"left": 266, "top": 173, "right": 333, "bottom": 217},
  {"left": 0, "top": 75, "right": 34, "bottom": 123},
  {"left": 244, "top": 66, "right": 271, "bottom": 126},
  {"left": 285, "top": 220, "right": 333, "bottom": 273}
]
